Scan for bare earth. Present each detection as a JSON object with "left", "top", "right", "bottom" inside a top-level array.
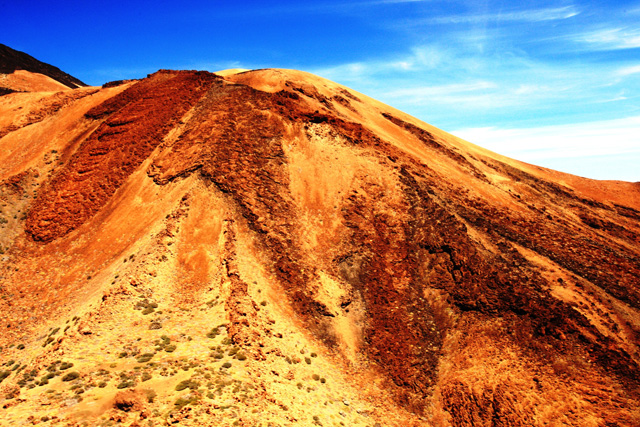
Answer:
[{"left": 0, "top": 68, "right": 639, "bottom": 427}]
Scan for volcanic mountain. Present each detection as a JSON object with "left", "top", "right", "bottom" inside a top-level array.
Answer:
[{"left": 0, "top": 58, "right": 639, "bottom": 426}]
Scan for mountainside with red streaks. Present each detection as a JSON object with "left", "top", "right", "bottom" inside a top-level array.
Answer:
[{"left": 0, "top": 65, "right": 639, "bottom": 427}]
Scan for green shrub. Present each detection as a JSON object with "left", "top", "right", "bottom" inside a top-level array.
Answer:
[
  {"left": 174, "top": 395, "right": 199, "bottom": 409},
  {"left": 137, "top": 353, "right": 154, "bottom": 363},
  {"left": 60, "top": 362, "right": 74, "bottom": 370},
  {"left": 175, "top": 379, "right": 200, "bottom": 391},
  {"left": 62, "top": 372, "right": 80, "bottom": 382},
  {"left": 117, "top": 380, "right": 134, "bottom": 389},
  {"left": 165, "top": 345, "right": 177, "bottom": 353},
  {"left": 222, "top": 362, "right": 232, "bottom": 369}
]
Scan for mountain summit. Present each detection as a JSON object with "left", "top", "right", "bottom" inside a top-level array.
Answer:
[{"left": 0, "top": 67, "right": 639, "bottom": 426}]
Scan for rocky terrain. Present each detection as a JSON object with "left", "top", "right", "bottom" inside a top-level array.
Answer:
[{"left": 0, "top": 51, "right": 639, "bottom": 426}]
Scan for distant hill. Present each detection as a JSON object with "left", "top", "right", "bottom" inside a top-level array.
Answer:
[{"left": 0, "top": 43, "right": 86, "bottom": 89}]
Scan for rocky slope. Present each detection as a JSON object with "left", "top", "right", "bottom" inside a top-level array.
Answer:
[{"left": 0, "top": 66, "right": 639, "bottom": 427}]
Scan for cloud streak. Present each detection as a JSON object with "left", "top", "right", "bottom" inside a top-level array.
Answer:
[
  {"left": 451, "top": 116, "right": 640, "bottom": 180},
  {"left": 572, "top": 27, "right": 640, "bottom": 50},
  {"left": 423, "top": 6, "right": 580, "bottom": 25}
]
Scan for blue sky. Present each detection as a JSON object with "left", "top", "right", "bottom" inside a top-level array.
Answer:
[{"left": 3, "top": 0, "right": 639, "bottom": 181}]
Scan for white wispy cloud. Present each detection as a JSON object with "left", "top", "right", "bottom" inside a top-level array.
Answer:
[
  {"left": 416, "top": 6, "right": 579, "bottom": 25},
  {"left": 451, "top": 116, "right": 640, "bottom": 180},
  {"left": 572, "top": 27, "right": 640, "bottom": 50},
  {"left": 313, "top": 42, "right": 619, "bottom": 115},
  {"left": 618, "top": 65, "right": 640, "bottom": 76}
]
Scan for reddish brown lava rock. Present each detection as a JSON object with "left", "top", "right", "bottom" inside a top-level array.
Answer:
[
  {"left": 113, "top": 389, "right": 144, "bottom": 412},
  {"left": 26, "top": 71, "right": 220, "bottom": 242}
]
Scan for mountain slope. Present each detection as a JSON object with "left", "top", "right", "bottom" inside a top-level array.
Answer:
[
  {"left": 0, "top": 68, "right": 639, "bottom": 426},
  {"left": 0, "top": 44, "right": 86, "bottom": 93}
]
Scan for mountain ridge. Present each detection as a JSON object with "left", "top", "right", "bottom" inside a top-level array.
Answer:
[{"left": 0, "top": 44, "right": 86, "bottom": 92}]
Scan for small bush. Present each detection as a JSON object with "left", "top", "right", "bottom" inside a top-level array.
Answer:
[
  {"left": 62, "top": 372, "right": 80, "bottom": 382},
  {"left": 60, "top": 362, "right": 74, "bottom": 370},
  {"left": 165, "top": 344, "right": 177, "bottom": 353},
  {"left": 175, "top": 379, "right": 200, "bottom": 391},
  {"left": 222, "top": 362, "right": 232, "bottom": 369},
  {"left": 305, "top": 357, "right": 311, "bottom": 365},
  {"left": 137, "top": 353, "right": 154, "bottom": 363},
  {"left": 145, "top": 389, "right": 157, "bottom": 403},
  {"left": 174, "top": 395, "right": 199, "bottom": 409},
  {"left": 117, "top": 380, "right": 134, "bottom": 389}
]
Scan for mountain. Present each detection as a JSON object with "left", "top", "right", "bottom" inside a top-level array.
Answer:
[
  {"left": 0, "top": 67, "right": 639, "bottom": 427},
  {"left": 0, "top": 44, "right": 85, "bottom": 93}
]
